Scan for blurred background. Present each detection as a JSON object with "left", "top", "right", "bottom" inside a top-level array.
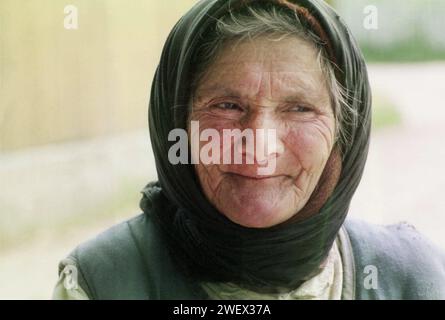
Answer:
[{"left": 0, "top": 0, "right": 444, "bottom": 299}]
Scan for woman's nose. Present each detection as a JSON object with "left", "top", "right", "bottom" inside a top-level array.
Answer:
[{"left": 238, "top": 111, "right": 285, "bottom": 164}]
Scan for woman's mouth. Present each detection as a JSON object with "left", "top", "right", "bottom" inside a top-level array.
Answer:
[{"left": 226, "top": 172, "right": 284, "bottom": 181}]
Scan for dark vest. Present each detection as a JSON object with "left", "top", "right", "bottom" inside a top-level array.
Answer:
[{"left": 60, "top": 213, "right": 445, "bottom": 299}]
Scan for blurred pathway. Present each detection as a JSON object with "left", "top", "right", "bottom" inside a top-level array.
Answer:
[{"left": 0, "top": 130, "right": 157, "bottom": 299}]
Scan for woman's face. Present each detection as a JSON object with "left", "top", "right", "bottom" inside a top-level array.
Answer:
[{"left": 189, "top": 36, "right": 336, "bottom": 228}]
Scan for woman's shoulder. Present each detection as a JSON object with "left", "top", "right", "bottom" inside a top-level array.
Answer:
[
  {"left": 57, "top": 213, "right": 162, "bottom": 299},
  {"left": 56, "top": 213, "right": 204, "bottom": 299},
  {"left": 72, "top": 213, "right": 158, "bottom": 263},
  {"left": 344, "top": 218, "right": 445, "bottom": 299}
]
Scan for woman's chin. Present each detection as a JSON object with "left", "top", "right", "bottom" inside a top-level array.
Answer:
[
  {"left": 218, "top": 197, "right": 294, "bottom": 229},
  {"left": 211, "top": 176, "right": 305, "bottom": 228}
]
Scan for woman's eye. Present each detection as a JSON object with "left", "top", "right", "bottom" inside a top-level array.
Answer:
[
  {"left": 213, "top": 102, "right": 243, "bottom": 111},
  {"left": 288, "top": 105, "right": 313, "bottom": 113}
]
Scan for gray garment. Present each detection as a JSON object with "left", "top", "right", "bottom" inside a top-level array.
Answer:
[
  {"left": 346, "top": 219, "right": 445, "bottom": 299},
  {"left": 53, "top": 213, "right": 445, "bottom": 300},
  {"left": 53, "top": 229, "right": 347, "bottom": 300}
]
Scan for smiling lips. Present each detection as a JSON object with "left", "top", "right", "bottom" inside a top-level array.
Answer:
[{"left": 227, "top": 171, "right": 285, "bottom": 181}]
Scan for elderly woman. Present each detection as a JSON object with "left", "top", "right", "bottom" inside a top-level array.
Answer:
[{"left": 53, "top": 0, "right": 445, "bottom": 299}]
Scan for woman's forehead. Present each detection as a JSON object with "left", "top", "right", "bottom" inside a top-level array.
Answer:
[
  {"left": 213, "top": 36, "right": 321, "bottom": 67},
  {"left": 195, "top": 38, "right": 328, "bottom": 103},
  {"left": 195, "top": 45, "right": 328, "bottom": 104}
]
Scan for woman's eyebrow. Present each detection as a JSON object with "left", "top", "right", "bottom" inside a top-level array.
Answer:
[
  {"left": 197, "top": 85, "right": 304, "bottom": 97},
  {"left": 195, "top": 84, "right": 324, "bottom": 105},
  {"left": 283, "top": 92, "right": 321, "bottom": 104},
  {"left": 195, "top": 86, "right": 241, "bottom": 99}
]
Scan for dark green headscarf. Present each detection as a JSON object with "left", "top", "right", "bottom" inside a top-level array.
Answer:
[{"left": 141, "top": 0, "right": 371, "bottom": 290}]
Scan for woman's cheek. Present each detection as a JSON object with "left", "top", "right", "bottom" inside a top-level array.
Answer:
[
  {"left": 285, "top": 123, "right": 333, "bottom": 170},
  {"left": 189, "top": 116, "right": 237, "bottom": 168}
]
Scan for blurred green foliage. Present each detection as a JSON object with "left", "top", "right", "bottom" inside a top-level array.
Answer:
[
  {"left": 332, "top": 0, "right": 445, "bottom": 62},
  {"left": 372, "top": 94, "right": 401, "bottom": 129},
  {"left": 362, "top": 40, "right": 445, "bottom": 63}
]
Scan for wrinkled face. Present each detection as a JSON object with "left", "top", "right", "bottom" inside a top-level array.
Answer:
[{"left": 189, "top": 36, "right": 336, "bottom": 228}]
